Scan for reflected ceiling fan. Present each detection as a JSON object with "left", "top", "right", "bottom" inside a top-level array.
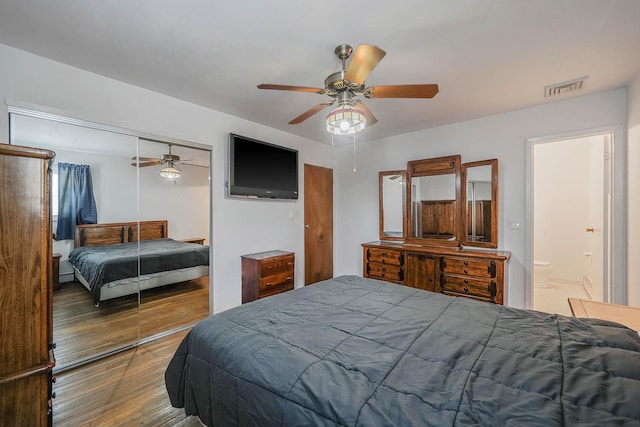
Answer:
[
  {"left": 257, "top": 44, "right": 439, "bottom": 135},
  {"left": 130, "top": 145, "right": 204, "bottom": 179}
]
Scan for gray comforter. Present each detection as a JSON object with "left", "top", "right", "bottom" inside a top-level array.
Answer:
[
  {"left": 69, "top": 238, "right": 209, "bottom": 304},
  {"left": 165, "top": 275, "right": 640, "bottom": 426}
]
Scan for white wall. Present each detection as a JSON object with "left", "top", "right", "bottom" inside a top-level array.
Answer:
[
  {"left": 334, "top": 89, "right": 627, "bottom": 308},
  {"left": 628, "top": 73, "right": 640, "bottom": 307},
  {"left": 0, "top": 43, "right": 333, "bottom": 313}
]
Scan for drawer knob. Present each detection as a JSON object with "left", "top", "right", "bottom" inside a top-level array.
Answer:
[
  {"left": 266, "top": 282, "right": 273, "bottom": 287},
  {"left": 463, "top": 287, "right": 469, "bottom": 292},
  {"left": 463, "top": 279, "right": 468, "bottom": 284},
  {"left": 463, "top": 269, "right": 468, "bottom": 274},
  {"left": 463, "top": 261, "right": 468, "bottom": 266},
  {"left": 286, "top": 277, "right": 292, "bottom": 282}
]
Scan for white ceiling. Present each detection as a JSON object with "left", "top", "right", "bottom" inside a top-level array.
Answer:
[{"left": 1, "top": 0, "right": 640, "bottom": 145}]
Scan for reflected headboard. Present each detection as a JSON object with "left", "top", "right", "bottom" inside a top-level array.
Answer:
[{"left": 74, "top": 220, "right": 168, "bottom": 247}]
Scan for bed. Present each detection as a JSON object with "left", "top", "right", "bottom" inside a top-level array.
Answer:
[
  {"left": 165, "top": 275, "right": 640, "bottom": 426},
  {"left": 69, "top": 220, "right": 209, "bottom": 305}
]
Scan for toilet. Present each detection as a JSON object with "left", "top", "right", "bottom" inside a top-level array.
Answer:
[{"left": 534, "top": 260, "right": 552, "bottom": 288}]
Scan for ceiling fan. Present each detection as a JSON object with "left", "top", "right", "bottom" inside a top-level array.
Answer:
[
  {"left": 257, "top": 44, "right": 439, "bottom": 133},
  {"left": 130, "top": 145, "right": 204, "bottom": 178}
]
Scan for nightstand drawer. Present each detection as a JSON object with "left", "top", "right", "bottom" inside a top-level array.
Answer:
[
  {"left": 260, "top": 271, "right": 294, "bottom": 293},
  {"left": 262, "top": 255, "right": 295, "bottom": 276},
  {"left": 367, "top": 248, "right": 403, "bottom": 266},
  {"left": 367, "top": 262, "right": 403, "bottom": 282},
  {"left": 441, "top": 274, "right": 497, "bottom": 301},
  {"left": 259, "top": 272, "right": 294, "bottom": 297},
  {"left": 440, "top": 257, "right": 496, "bottom": 278}
]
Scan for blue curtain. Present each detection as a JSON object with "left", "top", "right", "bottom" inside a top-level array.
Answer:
[{"left": 56, "top": 163, "right": 98, "bottom": 240}]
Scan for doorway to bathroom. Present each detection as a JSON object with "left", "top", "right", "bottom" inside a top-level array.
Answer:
[{"left": 529, "top": 132, "right": 612, "bottom": 315}]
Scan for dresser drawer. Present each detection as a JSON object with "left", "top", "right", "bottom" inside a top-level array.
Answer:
[
  {"left": 367, "top": 248, "right": 403, "bottom": 266},
  {"left": 259, "top": 271, "right": 294, "bottom": 297},
  {"left": 367, "top": 262, "right": 403, "bottom": 282},
  {"left": 441, "top": 274, "right": 497, "bottom": 301},
  {"left": 261, "top": 255, "right": 295, "bottom": 276},
  {"left": 440, "top": 256, "right": 496, "bottom": 278}
]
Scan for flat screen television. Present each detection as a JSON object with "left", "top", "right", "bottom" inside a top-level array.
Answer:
[{"left": 228, "top": 133, "right": 299, "bottom": 199}]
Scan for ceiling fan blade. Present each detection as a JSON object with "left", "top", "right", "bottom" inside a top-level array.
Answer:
[
  {"left": 353, "top": 100, "right": 378, "bottom": 126},
  {"left": 257, "top": 84, "right": 324, "bottom": 94},
  {"left": 289, "top": 103, "right": 331, "bottom": 125},
  {"left": 131, "top": 160, "right": 161, "bottom": 167},
  {"left": 179, "top": 162, "right": 209, "bottom": 168},
  {"left": 344, "top": 45, "right": 386, "bottom": 84},
  {"left": 131, "top": 156, "right": 159, "bottom": 162},
  {"left": 369, "top": 84, "right": 439, "bottom": 99}
]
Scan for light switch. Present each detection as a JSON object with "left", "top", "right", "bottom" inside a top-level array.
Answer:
[{"left": 509, "top": 219, "right": 523, "bottom": 229}]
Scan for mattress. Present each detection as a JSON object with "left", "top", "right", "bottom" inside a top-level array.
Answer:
[
  {"left": 69, "top": 238, "right": 209, "bottom": 304},
  {"left": 165, "top": 275, "right": 640, "bottom": 426}
]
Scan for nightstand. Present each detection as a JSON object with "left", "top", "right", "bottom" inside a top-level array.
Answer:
[
  {"left": 241, "top": 250, "right": 294, "bottom": 303},
  {"left": 569, "top": 298, "right": 640, "bottom": 331}
]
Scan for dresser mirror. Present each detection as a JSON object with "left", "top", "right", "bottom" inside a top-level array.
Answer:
[
  {"left": 462, "top": 159, "right": 498, "bottom": 248},
  {"left": 406, "top": 155, "right": 462, "bottom": 247},
  {"left": 379, "top": 170, "right": 406, "bottom": 241}
]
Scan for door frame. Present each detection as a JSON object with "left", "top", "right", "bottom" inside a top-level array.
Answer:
[{"left": 524, "top": 125, "right": 626, "bottom": 309}]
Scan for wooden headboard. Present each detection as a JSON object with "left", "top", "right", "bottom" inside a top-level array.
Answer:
[{"left": 74, "top": 220, "right": 168, "bottom": 247}]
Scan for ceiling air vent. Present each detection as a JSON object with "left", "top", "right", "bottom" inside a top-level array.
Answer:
[{"left": 544, "top": 76, "right": 588, "bottom": 98}]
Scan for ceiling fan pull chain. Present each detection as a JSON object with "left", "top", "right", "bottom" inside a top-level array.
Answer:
[{"left": 353, "top": 134, "right": 357, "bottom": 173}]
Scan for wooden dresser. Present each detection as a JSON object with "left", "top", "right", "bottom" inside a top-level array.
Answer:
[
  {"left": 0, "top": 144, "right": 56, "bottom": 426},
  {"left": 363, "top": 241, "right": 510, "bottom": 304},
  {"left": 242, "top": 250, "right": 295, "bottom": 303}
]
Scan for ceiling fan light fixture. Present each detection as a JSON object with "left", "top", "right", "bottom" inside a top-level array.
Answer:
[
  {"left": 160, "top": 163, "right": 181, "bottom": 179},
  {"left": 326, "top": 104, "right": 366, "bottom": 135}
]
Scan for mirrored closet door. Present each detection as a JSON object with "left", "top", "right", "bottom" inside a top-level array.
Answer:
[
  {"left": 136, "top": 139, "right": 211, "bottom": 340},
  {"left": 9, "top": 109, "right": 211, "bottom": 371}
]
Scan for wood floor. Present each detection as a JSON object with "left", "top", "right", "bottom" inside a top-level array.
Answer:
[
  {"left": 52, "top": 329, "right": 203, "bottom": 426},
  {"left": 54, "top": 277, "right": 209, "bottom": 368}
]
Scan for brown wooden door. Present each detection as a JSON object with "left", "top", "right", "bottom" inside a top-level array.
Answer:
[{"left": 304, "top": 164, "right": 333, "bottom": 285}]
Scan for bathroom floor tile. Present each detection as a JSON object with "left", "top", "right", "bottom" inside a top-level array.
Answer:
[{"left": 533, "top": 282, "right": 591, "bottom": 316}]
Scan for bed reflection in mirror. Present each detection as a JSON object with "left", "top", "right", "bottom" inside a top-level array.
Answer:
[{"left": 9, "top": 112, "right": 211, "bottom": 370}]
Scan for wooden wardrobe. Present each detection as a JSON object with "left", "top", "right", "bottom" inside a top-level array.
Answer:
[{"left": 0, "top": 144, "right": 56, "bottom": 426}]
